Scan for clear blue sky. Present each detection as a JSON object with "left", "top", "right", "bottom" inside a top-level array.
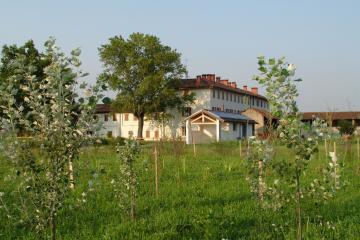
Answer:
[{"left": 1, "top": 0, "right": 359, "bottom": 111}]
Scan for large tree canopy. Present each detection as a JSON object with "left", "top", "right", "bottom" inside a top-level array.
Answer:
[{"left": 98, "top": 33, "right": 194, "bottom": 139}]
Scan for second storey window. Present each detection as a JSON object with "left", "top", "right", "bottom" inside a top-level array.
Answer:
[
  {"left": 104, "top": 114, "right": 108, "bottom": 122},
  {"left": 113, "top": 113, "right": 117, "bottom": 121},
  {"left": 182, "top": 107, "right": 192, "bottom": 117},
  {"left": 217, "top": 89, "right": 220, "bottom": 99},
  {"left": 222, "top": 91, "right": 224, "bottom": 100},
  {"left": 124, "top": 113, "right": 129, "bottom": 121},
  {"left": 226, "top": 92, "right": 229, "bottom": 101},
  {"left": 213, "top": 89, "right": 216, "bottom": 98}
]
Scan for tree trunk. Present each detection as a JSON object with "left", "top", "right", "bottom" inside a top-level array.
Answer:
[
  {"left": 137, "top": 113, "right": 144, "bottom": 140},
  {"left": 295, "top": 169, "right": 302, "bottom": 240}
]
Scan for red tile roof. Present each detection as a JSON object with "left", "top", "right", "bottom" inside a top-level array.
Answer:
[
  {"left": 179, "top": 75, "right": 267, "bottom": 100},
  {"left": 302, "top": 112, "right": 360, "bottom": 120},
  {"left": 95, "top": 104, "right": 111, "bottom": 114}
]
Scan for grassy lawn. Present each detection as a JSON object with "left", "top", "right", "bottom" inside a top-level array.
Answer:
[{"left": 0, "top": 141, "right": 359, "bottom": 239}]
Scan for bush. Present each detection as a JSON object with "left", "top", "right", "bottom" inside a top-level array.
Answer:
[{"left": 338, "top": 120, "right": 355, "bottom": 135}]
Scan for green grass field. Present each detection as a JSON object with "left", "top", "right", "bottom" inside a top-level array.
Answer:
[{"left": 0, "top": 141, "right": 359, "bottom": 239}]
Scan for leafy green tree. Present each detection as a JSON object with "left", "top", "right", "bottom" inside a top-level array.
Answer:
[
  {"left": 0, "top": 40, "right": 50, "bottom": 132},
  {"left": 0, "top": 38, "right": 101, "bottom": 240},
  {"left": 98, "top": 33, "right": 194, "bottom": 139},
  {"left": 253, "top": 57, "right": 337, "bottom": 240}
]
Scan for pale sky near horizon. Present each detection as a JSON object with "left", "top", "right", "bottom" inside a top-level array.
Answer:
[{"left": 1, "top": 0, "right": 359, "bottom": 111}]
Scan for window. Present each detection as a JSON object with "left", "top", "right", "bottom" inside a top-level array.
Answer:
[
  {"left": 257, "top": 99, "right": 259, "bottom": 107},
  {"left": 182, "top": 107, "right": 192, "bottom": 117},
  {"left": 133, "top": 115, "right": 138, "bottom": 121},
  {"left": 107, "top": 131, "right": 112, "bottom": 138},
  {"left": 233, "top": 123, "right": 237, "bottom": 131},
  {"left": 217, "top": 89, "right": 220, "bottom": 99},
  {"left": 128, "top": 131, "right": 133, "bottom": 137},
  {"left": 93, "top": 115, "right": 98, "bottom": 120},
  {"left": 124, "top": 113, "right": 129, "bottom": 121},
  {"left": 226, "top": 92, "right": 228, "bottom": 101},
  {"left": 104, "top": 114, "right": 109, "bottom": 122},
  {"left": 154, "top": 130, "right": 159, "bottom": 139},
  {"left": 213, "top": 89, "right": 216, "bottom": 98},
  {"left": 222, "top": 91, "right": 224, "bottom": 100},
  {"left": 181, "top": 126, "right": 186, "bottom": 136},
  {"left": 212, "top": 107, "right": 216, "bottom": 111},
  {"left": 230, "top": 93, "right": 232, "bottom": 102},
  {"left": 113, "top": 113, "right": 117, "bottom": 121},
  {"left": 146, "top": 130, "right": 150, "bottom": 138}
]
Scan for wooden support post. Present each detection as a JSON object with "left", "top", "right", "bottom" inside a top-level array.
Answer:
[
  {"left": 357, "top": 138, "right": 359, "bottom": 161},
  {"left": 324, "top": 139, "right": 328, "bottom": 159},
  {"left": 192, "top": 134, "right": 196, "bottom": 157},
  {"left": 239, "top": 140, "right": 242, "bottom": 157},
  {"left": 258, "top": 160, "right": 264, "bottom": 204},
  {"left": 154, "top": 144, "right": 159, "bottom": 197}
]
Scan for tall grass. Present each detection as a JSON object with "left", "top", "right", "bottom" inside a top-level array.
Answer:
[{"left": 0, "top": 141, "right": 359, "bottom": 239}]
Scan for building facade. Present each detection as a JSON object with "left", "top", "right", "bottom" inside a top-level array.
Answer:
[{"left": 95, "top": 74, "right": 270, "bottom": 143}]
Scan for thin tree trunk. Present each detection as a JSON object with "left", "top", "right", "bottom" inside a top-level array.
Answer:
[
  {"left": 130, "top": 184, "right": 136, "bottom": 221},
  {"left": 137, "top": 114, "right": 144, "bottom": 140},
  {"left": 295, "top": 169, "right": 302, "bottom": 240},
  {"left": 69, "top": 158, "right": 74, "bottom": 189}
]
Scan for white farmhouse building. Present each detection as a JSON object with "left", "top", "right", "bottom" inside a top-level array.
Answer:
[{"left": 95, "top": 74, "right": 270, "bottom": 144}]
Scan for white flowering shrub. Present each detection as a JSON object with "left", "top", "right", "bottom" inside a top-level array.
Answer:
[
  {"left": 253, "top": 56, "right": 339, "bottom": 240},
  {"left": 111, "top": 138, "right": 140, "bottom": 221},
  {"left": 0, "top": 38, "right": 102, "bottom": 239},
  {"left": 246, "top": 136, "right": 273, "bottom": 205}
]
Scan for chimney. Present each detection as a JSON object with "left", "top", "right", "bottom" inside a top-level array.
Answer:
[
  {"left": 196, "top": 75, "right": 201, "bottom": 86},
  {"left": 209, "top": 74, "right": 215, "bottom": 81},
  {"left": 230, "top": 82, "right": 237, "bottom": 88},
  {"left": 243, "top": 85, "right": 248, "bottom": 91},
  {"left": 220, "top": 79, "right": 229, "bottom": 85},
  {"left": 251, "top": 87, "right": 258, "bottom": 94},
  {"left": 215, "top": 76, "right": 220, "bottom": 83}
]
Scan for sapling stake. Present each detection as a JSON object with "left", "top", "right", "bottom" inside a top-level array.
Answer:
[
  {"left": 154, "top": 144, "right": 159, "bottom": 197},
  {"left": 258, "top": 159, "right": 264, "bottom": 203},
  {"left": 325, "top": 139, "right": 328, "bottom": 159},
  {"left": 357, "top": 138, "right": 359, "bottom": 161},
  {"left": 239, "top": 140, "right": 242, "bottom": 157},
  {"left": 192, "top": 134, "right": 196, "bottom": 157}
]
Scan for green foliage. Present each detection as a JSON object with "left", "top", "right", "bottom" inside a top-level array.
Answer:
[
  {"left": 337, "top": 120, "right": 355, "bottom": 135},
  {"left": 253, "top": 56, "right": 338, "bottom": 239},
  {"left": 98, "top": 33, "right": 194, "bottom": 138},
  {"left": 0, "top": 40, "right": 51, "bottom": 132},
  {"left": 0, "top": 37, "right": 101, "bottom": 239},
  {"left": 112, "top": 139, "right": 141, "bottom": 220}
]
